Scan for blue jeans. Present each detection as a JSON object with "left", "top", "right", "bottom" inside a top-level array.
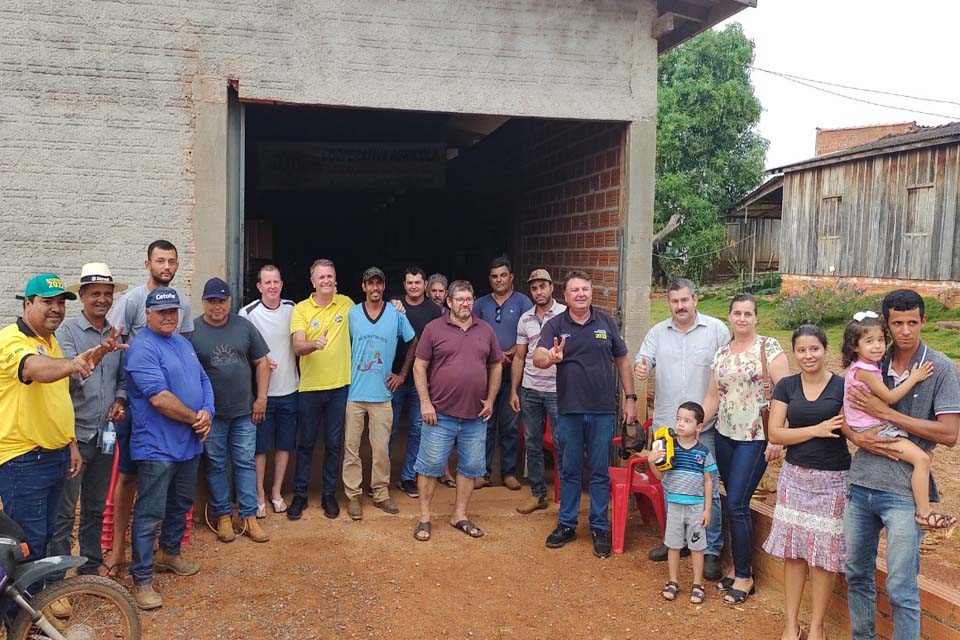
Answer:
[
  {"left": 556, "top": 413, "right": 614, "bottom": 531},
  {"left": 130, "top": 456, "right": 199, "bottom": 586},
  {"left": 714, "top": 432, "right": 767, "bottom": 579},
  {"left": 0, "top": 447, "right": 69, "bottom": 562},
  {"left": 697, "top": 428, "right": 723, "bottom": 557},
  {"left": 390, "top": 379, "right": 423, "bottom": 482},
  {"left": 486, "top": 374, "right": 521, "bottom": 479},
  {"left": 256, "top": 392, "right": 299, "bottom": 454},
  {"left": 204, "top": 414, "right": 258, "bottom": 518},
  {"left": 519, "top": 388, "right": 558, "bottom": 499},
  {"left": 414, "top": 413, "right": 486, "bottom": 479},
  {"left": 844, "top": 485, "right": 923, "bottom": 640},
  {"left": 294, "top": 386, "right": 348, "bottom": 498},
  {"left": 49, "top": 437, "right": 113, "bottom": 576}
]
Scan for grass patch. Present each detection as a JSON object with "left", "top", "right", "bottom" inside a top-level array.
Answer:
[{"left": 650, "top": 295, "right": 960, "bottom": 360}]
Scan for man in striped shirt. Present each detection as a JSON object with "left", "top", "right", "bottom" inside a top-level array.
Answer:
[{"left": 509, "top": 269, "right": 566, "bottom": 514}]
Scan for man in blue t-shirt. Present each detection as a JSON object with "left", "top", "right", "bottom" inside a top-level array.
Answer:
[
  {"left": 123, "top": 288, "right": 214, "bottom": 611},
  {"left": 343, "top": 268, "right": 415, "bottom": 520},
  {"left": 473, "top": 256, "right": 532, "bottom": 490}
]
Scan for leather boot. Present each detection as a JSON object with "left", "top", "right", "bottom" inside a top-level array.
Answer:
[
  {"left": 154, "top": 549, "right": 200, "bottom": 576},
  {"left": 216, "top": 514, "right": 236, "bottom": 542},
  {"left": 243, "top": 515, "right": 270, "bottom": 543},
  {"left": 132, "top": 584, "right": 163, "bottom": 610}
]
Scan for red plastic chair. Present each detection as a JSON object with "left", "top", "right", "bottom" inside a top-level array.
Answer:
[
  {"left": 609, "top": 436, "right": 666, "bottom": 555},
  {"left": 542, "top": 416, "right": 561, "bottom": 504}
]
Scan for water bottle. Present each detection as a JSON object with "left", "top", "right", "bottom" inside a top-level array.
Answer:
[{"left": 100, "top": 421, "right": 117, "bottom": 455}]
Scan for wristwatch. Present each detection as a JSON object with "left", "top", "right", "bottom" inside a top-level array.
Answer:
[{"left": 624, "top": 394, "right": 638, "bottom": 401}]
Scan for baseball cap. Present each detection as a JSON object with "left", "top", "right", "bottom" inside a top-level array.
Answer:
[
  {"left": 16, "top": 274, "right": 77, "bottom": 301},
  {"left": 67, "top": 262, "right": 128, "bottom": 294},
  {"left": 527, "top": 268, "right": 553, "bottom": 283},
  {"left": 202, "top": 277, "right": 231, "bottom": 300},
  {"left": 362, "top": 267, "right": 385, "bottom": 282},
  {"left": 145, "top": 287, "right": 181, "bottom": 311}
]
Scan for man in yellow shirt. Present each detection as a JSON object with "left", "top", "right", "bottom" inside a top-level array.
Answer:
[
  {"left": 0, "top": 274, "right": 118, "bottom": 562},
  {"left": 288, "top": 259, "right": 354, "bottom": 520}
]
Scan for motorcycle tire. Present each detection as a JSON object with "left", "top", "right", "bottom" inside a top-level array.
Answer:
[{"left": 9, "top": 574, "right": 141, "bottom": 640}]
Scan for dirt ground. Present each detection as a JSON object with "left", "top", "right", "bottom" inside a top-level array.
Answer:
[{"left": 131, "top": 487, "right": 791, "bottom": 640}]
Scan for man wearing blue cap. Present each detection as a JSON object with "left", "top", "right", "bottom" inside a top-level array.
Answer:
[
  {"left": 190, "top": 277, "right": 271, "bottom": 543},
  {"left": 124, "top": 287, "right": 214, "bottom": 610},
  {"left": 0, "top": 274, "right": 119, "bottom": 569}
]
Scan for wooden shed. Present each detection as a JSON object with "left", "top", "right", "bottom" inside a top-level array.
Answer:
[
  {"left": 725, "top": 174, "right": 782, "bottom": 277},
  {"left": 769, "top": 122, "right": 960, "bottom": 296}
]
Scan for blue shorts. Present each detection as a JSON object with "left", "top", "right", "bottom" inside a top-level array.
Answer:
[
  {"left": 115, "top": 415, "right": 137, "bottom": 475},
  {"left": 414, "top": 413, "right": 486, "bottom": 479},
  {"left": 255, "top": 392, "right": 298, "bottom": 454}
]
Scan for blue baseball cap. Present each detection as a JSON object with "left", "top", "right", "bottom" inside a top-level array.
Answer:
[
  {"left": 202, "top": 277, "right": 231, "bottom": 300},
  {"left": 145, "top": 287, "right": 181, "bottom": 311}
]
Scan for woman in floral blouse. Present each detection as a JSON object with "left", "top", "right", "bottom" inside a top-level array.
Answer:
[{"left": 702, "top": 293, "right": 789, "bottom": 605}]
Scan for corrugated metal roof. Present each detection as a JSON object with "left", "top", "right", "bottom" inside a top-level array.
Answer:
[{"left": 770, "top": 121, "right": 960, "bottom": 173}]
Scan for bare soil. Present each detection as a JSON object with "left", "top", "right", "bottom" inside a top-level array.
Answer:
[{"left": 128, "top": 488, "right": 791, "bottom": 640}]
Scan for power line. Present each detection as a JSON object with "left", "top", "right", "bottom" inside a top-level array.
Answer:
[
  {"left": 753, "top": 70, "right": 960, "bottom": 120},
  {"left": 750, "top": 66, "right": 960, "bottom": 109}
]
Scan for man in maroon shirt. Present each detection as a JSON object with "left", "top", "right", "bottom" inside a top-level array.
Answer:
[{"left": 411, "top": 280, "right": 502, "bottom": 541}]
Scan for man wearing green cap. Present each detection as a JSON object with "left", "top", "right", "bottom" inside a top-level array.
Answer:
[{"left": 0, "top": 274, "right": 120, "bottom": 564}]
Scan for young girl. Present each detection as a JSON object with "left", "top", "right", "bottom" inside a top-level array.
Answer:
[{"left": 842, "top": 311, "right": 956, "bottom": 529}]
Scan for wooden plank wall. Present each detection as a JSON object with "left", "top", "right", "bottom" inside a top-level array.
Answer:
[
  {"left": 780, "top": 142, "right": 960, "bottom": 280},
  {"left": 723, "top": 218, "right": 780, "bottom": 267}
]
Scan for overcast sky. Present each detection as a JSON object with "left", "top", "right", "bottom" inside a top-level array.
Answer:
[{"left": 718, "top": 0, "right": 960, "bottom": 170}]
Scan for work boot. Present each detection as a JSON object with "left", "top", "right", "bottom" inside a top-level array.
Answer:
[
  {"left": 503, "top": 476, "right": 522, "bottom": 491},
  {"left": 216, "top": 514, "right": 236, "bottom": 542},
  {"left": 132, "top": 584, "right": 163, "bottom": 610},
  {"left": 321, "top": 494, "right": 340, "bottom": 519},
  {"left": 347, "top": 497, "right": 363, "bottom": 520},
  {"left": 704, "top": 553, "right": 723, "bottom": 581},
  {"left": 243, "top": 516, "right": 270, "bottom": 542},
  {"left": 373, "top": 498, "right": 400, "bottom": 514},
  {"left": 516, "top": 496, "right": 548, "bottom": 514},
  {"left": 154, "top": 549, "right": 200, "bottom": 576},
  {"left": 47, "top": 597, "right": 73, "bottom": 618},
  {"left": 474, "top": 477, "right": 490, "bottom": 490}
]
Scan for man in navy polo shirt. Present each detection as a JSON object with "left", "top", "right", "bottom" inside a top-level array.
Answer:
[
  {"left": 535, "top": 270, "right": 638, "bottom": 558},
  {"left": 473, "top": 256, "right": 532, "bottom": 490}
]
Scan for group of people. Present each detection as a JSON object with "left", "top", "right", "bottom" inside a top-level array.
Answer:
[
  {"left": 0, "top": 242, "right": 955, "bottom": 639},
  {"left": 636, "top": 279, "right": 958, "bottom": 640}
]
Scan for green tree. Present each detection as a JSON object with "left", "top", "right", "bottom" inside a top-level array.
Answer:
[{"left": 654, "top": 23, "right": 768, "bottom": 283}]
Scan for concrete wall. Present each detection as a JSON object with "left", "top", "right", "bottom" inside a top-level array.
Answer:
[{"left": 0, "top": 0, "right": 658, "bottom": 319}]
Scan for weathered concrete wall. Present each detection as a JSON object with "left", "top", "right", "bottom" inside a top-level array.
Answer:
[{"left": 0, "top": 0, "right": 658, "bottom": 318}]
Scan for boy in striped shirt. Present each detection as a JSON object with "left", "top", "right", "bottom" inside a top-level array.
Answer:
[{"left": 648, "top": 401, "right": 715, "bottom": 605}]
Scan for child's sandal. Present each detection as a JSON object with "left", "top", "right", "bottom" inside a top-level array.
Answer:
[
  {"left": 915, "top": 511, "right": 957, "bottom": 530},
  {"left": 661, "top": 581, "right": 679, "bottom": 601},
  {"left": 690, "top": 583, "right": 705, "bottom": 604}
]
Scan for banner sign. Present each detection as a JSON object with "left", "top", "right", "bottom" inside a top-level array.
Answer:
[{"left": 258, "top": 142, "right": 446, "bottom": 189}]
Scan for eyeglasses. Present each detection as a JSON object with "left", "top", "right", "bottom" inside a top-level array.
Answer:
[
  {"left": 495, "top": 306, "right": 502, "bottom": 323},
  {"left": 452, "top": 297, "right": 473, "bottom": 305}
]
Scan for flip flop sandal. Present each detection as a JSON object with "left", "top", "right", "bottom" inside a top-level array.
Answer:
[
  {"left": 723, "top": 584, "right": 756, "bottom": 606},
  {"left": 661, "top": 581, "right": 679, "bottom": 601},
  {"left": 271, "top": 498, "right": 288, "bottom": 514},
  {"left": 440, "top": 478, "right": 457, "bottom": 488},
  {"left": 414, "top": 521, "right": 431, "bottom": 542},
  {"left": 716, "top": 576, "right": 735, "bottom": 592},
  {"left": 256, "top": 503, "right": 267, "bottom": 519},
  {"left": 98, "top": 561, "right": 119, "bottom": 579},
  {"left": 915, "top": 511, "right": 957, "bottom": 529},
  {"left": 450, "top": 519, "right": 484, "bottom": 538},
  {"left": 690, "top": 583, "right": 705, "bottom": 604}
]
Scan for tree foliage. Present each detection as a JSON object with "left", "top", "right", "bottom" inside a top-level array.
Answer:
[{"left": 655, "top": 24, "right": 768, "bottom": 282}]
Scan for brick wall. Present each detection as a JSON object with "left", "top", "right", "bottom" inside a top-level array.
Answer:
[
  {"left": 518, "top": 122, "right": 626, "bottom": 313},
  {"left": 815, "top": 122, "right": 920, "bottom": 156}
]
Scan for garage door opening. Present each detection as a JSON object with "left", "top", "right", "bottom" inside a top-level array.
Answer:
[{"left": 241, "top": 103, "right": 628, "bottom": 311}]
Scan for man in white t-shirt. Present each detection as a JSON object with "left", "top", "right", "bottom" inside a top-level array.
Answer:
[{"left": 239, "top": 265, "right": 299, "bottom": 516}]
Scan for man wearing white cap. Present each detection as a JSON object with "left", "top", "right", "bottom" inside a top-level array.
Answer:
[{"left": 49, "top": 263, "right": 129, "bottom": 592}]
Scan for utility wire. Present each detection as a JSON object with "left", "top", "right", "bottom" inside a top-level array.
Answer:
[
  {"left": 753, "top": 71, "right": 960, "bottom": 120},
  {"left": 750, "top": 66, "right": 960, "bottom": 108}
]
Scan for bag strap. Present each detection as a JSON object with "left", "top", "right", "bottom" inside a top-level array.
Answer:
[{"left": 760, "top": 337, "right": 772, "bottom": 401}]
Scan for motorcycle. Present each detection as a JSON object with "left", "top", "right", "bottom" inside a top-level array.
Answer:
[{"left": 0, "top": 511, "right": 140, "bottom": 640}]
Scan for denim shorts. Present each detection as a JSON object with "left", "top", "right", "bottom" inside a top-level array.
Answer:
[
  {"left": 115, "top": 415, "right": 137, "bottom": 475},
  {"left": 414, "top": 413, "right": 486, "bottom": 479},
  {"left": 255, "top": 392, "right": 299, "bottom": 454}
]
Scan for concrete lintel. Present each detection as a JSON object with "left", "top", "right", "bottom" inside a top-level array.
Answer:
[{"left": 193, "top": 76, "right": 228, "bottom": 104}]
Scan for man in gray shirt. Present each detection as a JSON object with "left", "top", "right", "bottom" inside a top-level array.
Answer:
[
  {"left": 843, "top": 289, "right": 960, "bottom": 640},
  {"left": 634, "top": 277, "right": 729, "bottom": 579},
  {"left": 49, "top": 263, "right": 129, "bottom": 584}
]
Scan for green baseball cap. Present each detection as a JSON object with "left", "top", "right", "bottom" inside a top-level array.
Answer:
[{"left": 16, "top": 273, "right": 77, "bottom": 301}]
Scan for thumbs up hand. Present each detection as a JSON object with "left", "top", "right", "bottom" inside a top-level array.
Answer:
[
  {"left": 315, "top": 327, "right": 329, "bottom": 352},
  {"left": 634, "top": 356, "right": 650, "bottom": 380}
]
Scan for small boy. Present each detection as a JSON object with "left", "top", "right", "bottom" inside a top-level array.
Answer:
[{"left": 647, "top": 401, "right": 715, "bottom": 605}]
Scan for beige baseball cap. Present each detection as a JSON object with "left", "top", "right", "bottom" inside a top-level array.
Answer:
[{"left": 527, "top": 268, "right": 552, "bottom": 283}]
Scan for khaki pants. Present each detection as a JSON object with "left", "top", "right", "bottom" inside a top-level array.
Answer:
[{"left": 342, "top": 401, "right": 393, "bottom": 501}]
